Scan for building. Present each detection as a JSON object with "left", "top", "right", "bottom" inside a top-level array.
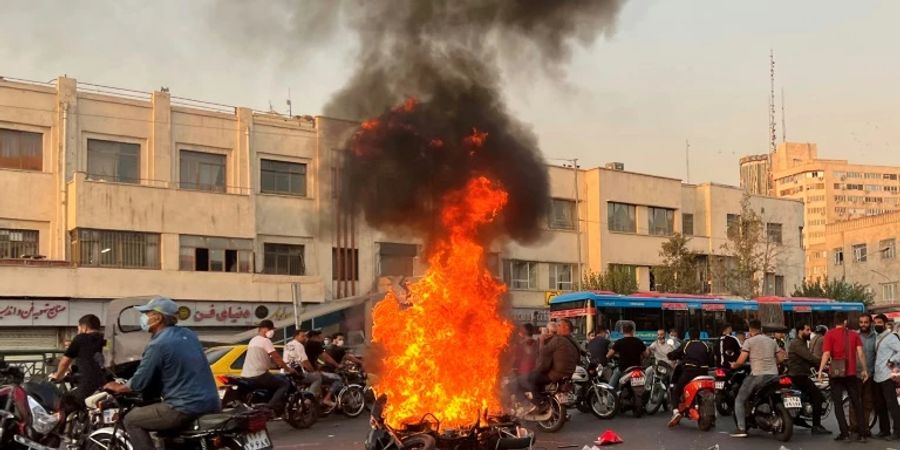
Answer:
[
  {"left": 824, "top": 212, "right": 900, "bottom": 306},
  {"left": 745, "top": 142, "right": 900, "bottom": 279},
  {"left": 739, "top": 154, "right": 772, "bottom": 196}
]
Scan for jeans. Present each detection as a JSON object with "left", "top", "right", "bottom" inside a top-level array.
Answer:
[
  {"left": 123, "top": 402, "right": 192, "bottom": 450},
  {"left": 249, "top": 372, "right": 291, "bottom": 411},
  {"left": 735, "top": 374, "right": 777, "bottom": 431},
  {"left": 878, "top": 380, "right": 900, "bottom": 435},
  {"left": 609, "top": 368, "right": 621, "bottom": 389},
  {"left": 322, "top": 371, "right": 343, "bottom": 397},
  {"left": 791, "top": 375, "right": 826, "bottom": 427},
  {"left": 831, "top": 376, "right": 864, "bottom": 437},
  {"left": 298, "top": 371, "right": 323, "bottom": 397}
]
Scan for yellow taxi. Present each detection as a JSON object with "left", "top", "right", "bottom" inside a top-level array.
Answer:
[{"left": 206, "top": 344, "right": 284, "bottom": 388}]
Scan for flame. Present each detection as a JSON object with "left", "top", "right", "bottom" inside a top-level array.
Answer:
[{"left": 372, "top": 176, "right": 512, "bottom": 429}]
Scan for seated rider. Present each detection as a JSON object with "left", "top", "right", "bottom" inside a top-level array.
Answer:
[
  {"left": 241, "top": 320, "right": 298, "bottom": 415},
  {"left": 103, "top": 297, "right": 220, "bottom": 450},
  {"left": 320, "top": 332, "right": 364, "bottom": 407},
  {"left": 606, "top": 322, "right": 646, "bottom": 389},
  {"left": 666, "top": 327, "right": 713, "bottom": 427},
  {"left": 524, "top": 318, "right": 579, "bottom": 415}
]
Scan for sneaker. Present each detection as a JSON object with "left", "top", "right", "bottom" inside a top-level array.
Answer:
[
  {"left": 667, "top": 411, "right": 682, "bottom": 428},
  {"left": 811, "top": 425, "right": 832, "bottom": 435},
  {"left": 729, "top": 429, "right": 748, "bottom": 438}
]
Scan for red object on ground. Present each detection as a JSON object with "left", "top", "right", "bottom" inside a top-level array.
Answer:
[{"left": 595, "top": 430, "right": 623, "bottom": 446}]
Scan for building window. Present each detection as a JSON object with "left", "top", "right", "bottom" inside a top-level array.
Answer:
[
  {"left": 880, "top": 238, "right": 896, "bottom": 259},
  {"left": 885, "top": 174, "right": 899, "bottom": 181},
  {"left": 180, "top": 150, "right": 226, "bottom": 192},
  {"left": 549, "top": 263, "right": 575, "bottom": 291},
  {"left": 548, "top": 199, "right": 576, "bottom": 230},
  {"left": 86, "top": 139, "right": 140, "bottom": 183},
  {"left": 607, "top": 202, "right": 636, "bottom": 233},
  {"left": 378, "top": 242, "right": 417, "bottom": 276},
  {"left": 179, "top": 235, "right": 252, "bottom": 272},
  {"left": 332, "top": 247, "right": 360, "bottom": 281},
  {"left": 766, "top": 223, "right": 783, "bottom": 245},
  {"left": 883, "top": 283, "right": 898, "bottom": 303},
  {"left": 261, "top": 159, "right": 307, "bottom": 196},
  {"left": 682, "top": 213, "right": 694, "bottom": 236},
  {"left": 0, "top": 128, "right": 42, "bottom": 171},
  {"left": 833, "top": 248, "right": 844, "bottom": 266},
  {"left": 852, "top": 243, "right": 868, "bottom": 263},
  {"left": 799, "top": 226, "right": 804, "bottom": 249},
  {"left": 0, "top": 229, "right": 39, "bottom": 258},
  {"left": 263, "top": 243, "right": 305, "bottom": 275},
  {"left": 775, "top": 275, "right": 785, "bottom": 296},
  {"left": 726, "top": 214, "right": 741, "bottom": 239},
  {"left": 71, "top": 229, "right": 159, "bottom": 269},
  {"left": 504, "top": 259, "right": 538, "bottom": 290},
  {"left": 648, "top": 207, "right": 675, "bottom": 236}
]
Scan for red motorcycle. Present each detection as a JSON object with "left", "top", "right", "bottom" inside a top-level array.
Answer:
[
  {"left": 0, "top": 363, "right": 83, "bottom": 450},
  {"left": 669, "top": 372, "right": 716, "bottom": 431}
]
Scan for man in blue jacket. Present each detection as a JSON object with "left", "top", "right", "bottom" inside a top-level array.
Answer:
[{"left": 104, "top": 296, "right": 220, "bottom": 450}]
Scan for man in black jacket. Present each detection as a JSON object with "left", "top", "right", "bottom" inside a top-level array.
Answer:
[
  {"left": 715, "top": 323, "right": 741, "bottom": 369},
  {"left": 667, "top": 328, "right": 713, "bottom": 427},
  {"left": 788, "top": 324, "right": 831, "bottom": 435}
]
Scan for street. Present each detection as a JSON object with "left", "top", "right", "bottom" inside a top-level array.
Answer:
[{"left": 271, "top": 410, "right": 894, "bottom": 450}]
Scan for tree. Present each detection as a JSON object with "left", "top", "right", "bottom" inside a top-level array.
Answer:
[
  {"left": 714, "top": 193, "right": 782, "bottom": 298},
  {"left": 653, "top": 233, "right": 703, "bottom": 294},
  {"left": 583, "top": 267, "right": 638, "bottom": 295},
  {"left": 792, "top": 277, "right": 875, "bottom": 307}
]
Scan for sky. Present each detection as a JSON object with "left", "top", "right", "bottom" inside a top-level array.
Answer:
[{"left": 2, "top": 0, "right": 899, "bottom": 186}]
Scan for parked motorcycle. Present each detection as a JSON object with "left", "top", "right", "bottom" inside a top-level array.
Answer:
[
  {"left": 733, "top": 375, "right": 801, "bottom": 442},
  {"left": 84, "top": 390, "right": 273, "bottom": 450},
  {"left": 221, "top": 371, "right": 319, "bottom": 429},
  {"left": 319, "top": 365, "right": 368, "bottom": 418},
  {"left": 669, "top": 369, "right": 716, "bottom": 431},
  {"left": 0, "top": 363, "right": 83, "bottom": 450},
  {"left": 644, "top": 359, "right": 672, "bottom": 415}
]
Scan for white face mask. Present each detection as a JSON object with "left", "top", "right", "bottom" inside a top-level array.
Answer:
[{"left": 265, "top": 330, "right": 275, "bottom": 339}]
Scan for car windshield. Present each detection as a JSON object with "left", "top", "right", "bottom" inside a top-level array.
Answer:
[{"left": 205, "top": 347, "right": 231, "bottom": 365}]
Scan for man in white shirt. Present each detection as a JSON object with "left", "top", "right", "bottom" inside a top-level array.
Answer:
[
  {"left": 242, "top": 320, "right": 296, "bottom": 413},
  {"left": 283, "top": 329, "right": 323, "bottom": 397}
]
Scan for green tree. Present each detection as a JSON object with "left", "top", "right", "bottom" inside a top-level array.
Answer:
[
  {"left": 792, "top": 277, "right": 875, "bottom": 307},
  {"left": 653, "top": 233, "right": 703, "bottom": 294},
  {"left": 583, "top": 266, "right": 638, "bottom": 295},
  {"left": 715, "top": 194, "right": 782, "bottom": 298}
]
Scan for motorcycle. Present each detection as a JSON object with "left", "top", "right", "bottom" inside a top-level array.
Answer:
[
  {"left": 713, "top": 366, "right": 747, "bottom": 417},
  {"left": 669, "top": 367, "right": 716, "bottom": 431},
  {"left": 221, "top": 371, "right": 319, "bottom": 430},
  {"left": 733, "top": 375, "right": 801, "bottom": 442},
  {"left": 793, "top": 369, "right": 832, "bottom": 428},
  {"left": 318, "top": 365, "right": 368, "bottom": 418},
  {"left": 0, "top": 363, "right": 83, "bottom": 450},
  {"left": 609, "top": 361, "right": 647, "bottom": 418},
  {"left": 644, "top": 359, "right": 672, "bottom": 415},
  {"left": 83, "top": 390, "right": 273, "bottom": 450},
  {"left": 574, "top": 356, "right": 618, "bottom": 420}
]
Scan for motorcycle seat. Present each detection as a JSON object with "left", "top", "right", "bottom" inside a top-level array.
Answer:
[
  {"left": 193, "top": 413, "right": 235, "bottom": 431},
  {"left": 691, "top": 376, "right": 714, "bottom": 382},
  {"left": 622, "top": 366, "right": 644, "bottom": 373}
]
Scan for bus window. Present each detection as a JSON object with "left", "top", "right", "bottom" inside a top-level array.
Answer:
[
  {"left": 701, "top": 309, "right": 727, "bottom": 339},
  {"left": 661, "top": 310, "right": 691, "bottom": 341},
  {"left": 622, "top": 307, "right": 661, "bottom": 340}
]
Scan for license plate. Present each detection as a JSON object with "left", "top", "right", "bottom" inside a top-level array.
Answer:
[
  {"left": 630, "top": 377, "right": 645, "bottom": 386},
  {"left": 102, "top": 408, "right": 119, "bottom": 424},
  {"left": 715, "top": 381, "right": 724, "bottom": 390},
  {"left": 244, "top": 430, "right": 272, "bottom": 450},
  {"left": 783, "top": 396, "right": 802, "bottom": 409}
]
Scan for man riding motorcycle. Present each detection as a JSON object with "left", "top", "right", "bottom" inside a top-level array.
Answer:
[
  {"left": 787, "top": 323, "right": 831, "bottom": 435},
  {"left": 647, "top": 329, "right": 676, "bottom": 368},
  {"left": 102, "top": 296, "right": 220, "bottom": 450},
  {"left": 320, "top": 332, "right": 364, "bottom": 407},
  {"left": 729, "top": 319, "right": 786, "bottom": 438},
  {"left": 283, "top": 329, "right": 323, "bottom": 397},
  {"left": 523, "top": 318, "right": 579, "bottom": 415},
  {"left": 714, "top": 323, "right": 741, "bottom": 369},
  {"left": 606, "top": 322, "right": 646, "bottom": 389},
  {"left": 242, "top": 320, "right": 298, "bottom": 414},
  {"left": 49, "top": 314, "right": 105, "bottom": 404},
  {"left": 666, "top": 328, "right": 713, "bottom": 427}
]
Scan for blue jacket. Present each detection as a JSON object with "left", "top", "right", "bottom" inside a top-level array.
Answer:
[{"left": 127, "top": 326, "right": 220, "bottom": 415}]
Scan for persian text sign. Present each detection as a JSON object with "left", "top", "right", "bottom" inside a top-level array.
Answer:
[
  {"left": 549, "top": 307, "right": 597, "bottom": 318},
  {"left": 662, "top": 302, "right": 689, "bottom": 311},
  {"left": 0, "top": 301, "right": 69, "bottom": 326}
]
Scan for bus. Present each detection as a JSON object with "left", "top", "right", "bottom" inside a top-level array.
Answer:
[{"left": 548, "top": 291, "right": 865, "bottom": 342}]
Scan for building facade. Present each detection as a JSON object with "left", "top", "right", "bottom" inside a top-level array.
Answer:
[
  {"left": 824, "top": 211, "right": 900, "bottom": 307},
  {"left": 739, "top": 153, "right": 772, "bottom": 196}
]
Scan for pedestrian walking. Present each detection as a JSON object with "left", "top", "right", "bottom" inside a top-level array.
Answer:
[
  {"left": 818, "top": 312, "right": 870, "bottom": 443},
  {"left": 850, "top": 313, "right": 884, "bottom": 438},
  {"left": 873, "top": 314, "right": 900, "bottom": 440}
]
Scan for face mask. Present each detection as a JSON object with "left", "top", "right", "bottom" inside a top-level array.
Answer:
[
  {"left": 265, "top": 330, "right": 275, "bottom": 339},
  {"left": 139, "top": 314, "right": 152, "bottom": 332},
  {"left": 875, "top": 325, "right": 887, "bottom": 334}
]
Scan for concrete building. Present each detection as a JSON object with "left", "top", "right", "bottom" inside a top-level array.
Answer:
[
  {"left": 739, "top": 154, "right": 771, "bottom": 196},
  {"left": 824, "top": 212, "right": 900, "bottom": 307},
  {"left": 742, "top": 142, "right": 900, "bottom": 280}
]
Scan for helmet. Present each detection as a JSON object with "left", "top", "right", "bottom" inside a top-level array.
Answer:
[{"left": 571, "top": 365, "right": 589, "bottom": 382}]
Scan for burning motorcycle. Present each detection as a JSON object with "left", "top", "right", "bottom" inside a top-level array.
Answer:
[
  {"left": 220, "top": 371, "right": 319, "bottom": 429},
  {"left": 733, "top": 375, "right": 801, "bottom": 442},
  {"left": 83, "top": 390, "right": 273, "bottom": 450},
  {"left": 0, "top": 363, "right": 84, "bottom": 450}
]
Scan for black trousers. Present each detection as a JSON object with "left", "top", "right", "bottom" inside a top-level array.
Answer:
[
  {"left": 831, "top": 376, "right": 865, "bottom": 436},
  {"left": 670, "top": 367, "right": 708, "bottom": 411},
  {"left": 791, "top": 375, "right": 826, "bottom": 427},
  {"left": 526, "top": 372, "right": 553, "bottom": 406},
  {"left": 248, "top": 372, "right": 290, "bottom": 411},
  {"left": 123, "top": 402, "right": 193, "bottom": 450},
  {"left": 878, "top": 379, "right": 900, "bottom": 435}
]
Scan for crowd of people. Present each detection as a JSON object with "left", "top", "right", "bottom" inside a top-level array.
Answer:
[{"left": 510, "top": 311, "right": 900, "bottom": 442}]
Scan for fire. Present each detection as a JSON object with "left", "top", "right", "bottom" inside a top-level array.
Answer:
[{"left": 372, "top": 176, "right": 513, "bottom": 429}]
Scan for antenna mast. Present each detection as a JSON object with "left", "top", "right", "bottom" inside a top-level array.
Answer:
[
  {"left": 769, "top": 49, "right": 777, "bottom": 153},
  {"left": 685, "top": 139, "right": 691, "bottom": 183},
  {"left": 781, "top": 86, "right": 786, "bottom": 143}
]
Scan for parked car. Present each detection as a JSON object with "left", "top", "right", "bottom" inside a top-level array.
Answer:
[{"left": 207, "top": 344, "right": 283, "bottom": 388}]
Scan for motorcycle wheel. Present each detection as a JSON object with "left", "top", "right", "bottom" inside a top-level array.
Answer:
[
  {"left": 632, "top": 389, "right": 644, "bottom": 418},
  {"left": 715, "top": 391, "right": 733, "bottom": 417},
  {"left": 286, "top": 393, "right": 319, "bottom": 429},
  {"left": 772, "top": 404, "right": 794, "bottom": 442},
  {"left": 84, "top": 430, "right": 130, "bottom": 450},
  {"left": 589, "top": 386, "right": 618, "bottom": 420},
  {"left": 400, "top": 434, "right": 437, "bottom": 450},
  {"left": 645, "top": 380, "right": 667, "bottom": 415},
  {"left": 340, "top": 386, "right": 367, "bottom": 418},
  {"left": 697, "top": 390, "right": 716, "bottom": 431},
  {"left": 535, "top": 398, "right": 566, "bottom": 433}
]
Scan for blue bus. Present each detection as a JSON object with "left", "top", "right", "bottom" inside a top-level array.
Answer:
[{"left": 548, "top": 291, "right": 865, "bottom": 342}]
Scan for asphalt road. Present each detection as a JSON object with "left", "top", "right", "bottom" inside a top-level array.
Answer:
[{"left": 270, "top": 410, "right": 896, "bottom": 450}]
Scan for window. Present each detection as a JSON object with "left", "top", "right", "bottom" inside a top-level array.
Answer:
[
  {"left": 865, "top": 172, "right": 881, "bottom": 179},
  {"left": 0, "top": 229, "right": 39, "bottom": 258},
  {"left": 776, "top": 275, "right": 785, "bottom": 296},
  {"left": 766, "top": 223, "right": 783, "bottom": 245},
  {"left": 332, "top": 247, "right": 360, "bottom": 281},
  {"left": 180, "top": 150, "right": 226, "bottom": 192},
  {"left": 648, "top": 207, "right": 674, "bottom": 236},
  {"left": 261, "top": 159, "right": 307, "bottom": 196},
  {"left": 504, "top": 260, "right": 538, "bottom": 290},
  {"left": 852, "top": 243, "right": 867, "bottom": 263},
  {"left": 0, "top": 128, "right": 42, "bottom": 171},
  {"left": 847, "top": 184, "right": 864, "bottom": 190},
  {"left": 885, "top": 174, "right": 899, "bottom": 181},
  {"left": 549, "top": 263, "right": 575, "bottom": 291},
  {"left": 726, "top": 214, "right": 741, "bottom": 238},
  {"left": 880, "top": 239, "right": 896, "bottom": 259},
  {"left": 86, "top": 139, "right": 140, "bottom": 183},
  {"left": 71, "top": 229, "right": 159, "bottom": 269},
  {"left": 799, "top": 226, "right": 804, "bottom": 249},
  {"left": 833, "top": 248, "right": 844, "bottom": 266},
  {"left": 263, "top": 243, "right": 305, "bottom": 275},
  {"left": 378, "top": 242, "right": 417, "bottom": 276},
  {"left": 607, "top": 202, "right": 636, "bottom": 233},
  {"left": 548, "top": 199, "right": 576, "bottom": 230},
  {"left": 883, "top": 283, "right": 898, "bottom": 303},
  {"left": 682, "top": 213, "right": 694, "bottom": 236},
  {"left": 180, "top": 235, "right": 252, "bottom": 272}
]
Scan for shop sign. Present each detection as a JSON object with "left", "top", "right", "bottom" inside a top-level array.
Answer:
[
  {"left": 177, "top": 302, "right": 295, "bottom": 327},
  {"left": 510, "top": 308, "right": 550, "bottom": 324},
  {"left": 0, "top": 300, "right": 69, "bottom": 326}
]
